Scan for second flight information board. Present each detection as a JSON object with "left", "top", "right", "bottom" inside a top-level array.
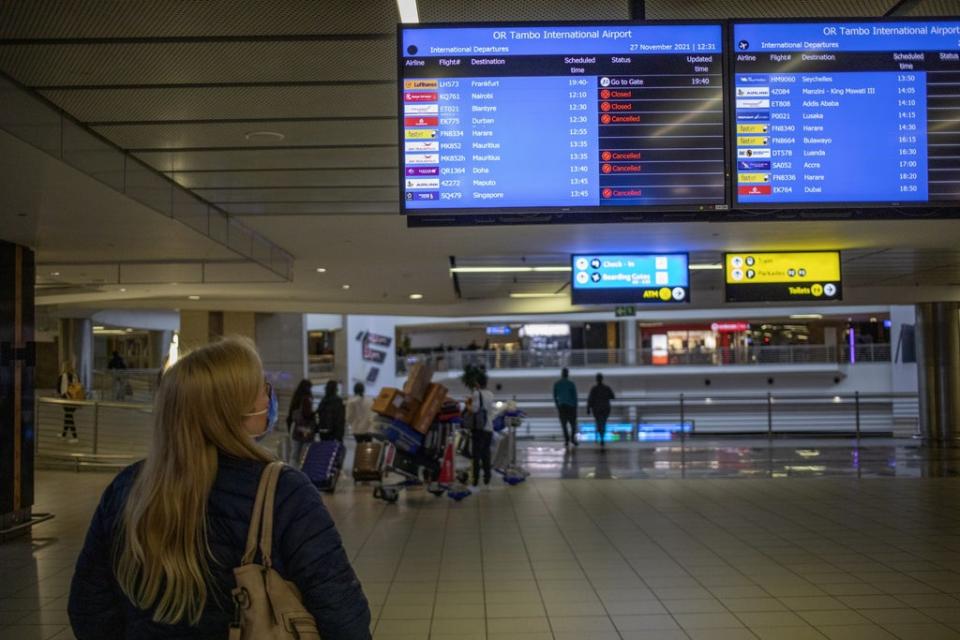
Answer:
[
  {"left": 399, "top": 23, "right": 727, "bottom": 215},
  {"left": 733, "top": 20, "right": 960, "bottom": 208}
]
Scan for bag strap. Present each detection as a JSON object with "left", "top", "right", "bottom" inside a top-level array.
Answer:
[{"left": 241, "top": 461, "right": 284, "bottom": 567}]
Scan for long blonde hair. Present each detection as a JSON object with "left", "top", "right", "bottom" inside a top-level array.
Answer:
[{"left": 116, "top": 337, "right": 273, "bottom": 625}]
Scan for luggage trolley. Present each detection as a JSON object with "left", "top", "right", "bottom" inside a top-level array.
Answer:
[
  {"left": 493, "top": 409, "right": 529, "bottom": 486},
  {"left": 370, "top": 419, "right": 455, "bottom": 503}
]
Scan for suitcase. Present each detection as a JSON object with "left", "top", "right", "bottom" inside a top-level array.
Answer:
[
  {"left": 302, "top": 440, "right": 345, "bottom": 492},
  {"left": 384, "top": 420, "right": 425, "bottom": 454},
  {"left": 353, "top": 441, "right": 384, "bottom": 482}
]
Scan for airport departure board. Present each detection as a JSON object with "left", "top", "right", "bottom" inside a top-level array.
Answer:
[
  {"left": 399, "top": 23, "right": 727, "bottom": 215},
  {"left": 724, "top": 251, "right": 842, "bottom": 302},
  {"left": 732, "top": 20, "right": 960, "bottom": 207},
  {"left": 571, "top": 254, "right": 690, "bottom": 305}
]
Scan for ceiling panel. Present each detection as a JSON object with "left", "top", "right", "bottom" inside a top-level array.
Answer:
[
  {"left": 171, "top": 168, "right": 399, "bottom": 190},
  {"left": 645, "top": 0, "right": 900, "bottom": 19},
  {"left": 419, "top": 0, "right": 629, "bottom": 22},
  {"left": 0, "top": 40, "right": 395, "bottom": 87},
  {"left": 197, "top": 186, "right": 397, "bottom": 204},
  {"left": 93, "top": 119, "right": 396, "bottom": 150},
  {"left": 223, "top": 202, "right": 398, "bottom": 216},
  {"left": 134, "top": 147, "right": 397, "bottom": 172},
  {"left": 38, "top": 85, "right": 395, "bottom": 122},
  {"left": 0, "top": 0, "right": 398, "bottom": 38},
  {"left": 898, "top": 0, "right": 960, "bottom": 15}
]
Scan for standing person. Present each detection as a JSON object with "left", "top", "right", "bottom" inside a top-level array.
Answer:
[
  {"left": 345, "top": 382, "right": 374, "bottom": 443},
  {"left": 553, "top": 368, "right": 579, "bottom": 447},
  {"left": 67, "top": 337, "right": 371, "bottom": 639},
  {"left": 468, "top": 372, "right": 495, "bottom": 487},
  {"left": 287, "top": 379, "right": 315, "bottom": 469},
  {"left": 58, "top": 361, "right": 82, "bottom": 442},
  {"left": 316, "top": 380, "right": 346, "bottom": 442},
  {"left": 587, "top": 373, "right": 616, "bottom": 450},
  {"left": 108, "top": 350, "right": 128, "bottom": 401}
]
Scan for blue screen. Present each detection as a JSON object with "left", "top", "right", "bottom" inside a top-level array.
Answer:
[
  {"left": 732, "top": 20, "right": 960, "bottom": 207},
  {"left": 571, "top": 253, "right": 689, "bottom": 304},
  {"left": 399, "top": 24, "right": 727, "bottom": 215}
]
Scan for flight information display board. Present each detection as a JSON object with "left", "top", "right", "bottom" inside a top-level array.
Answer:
[
  {"left": 724, "top": 251, "right": 842, "bottom": 302},
  {"left": 732, "top": 20, "right": 960, "bottom": 208},
  {"left": 571, "top": 254, "right": 689, "bottom": 305},
  {"left": 399, "top": 23, "right": 727, "bottom": 215}
]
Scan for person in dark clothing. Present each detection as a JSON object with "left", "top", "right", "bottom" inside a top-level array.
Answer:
[
  {"left": 107, "top": 350, "right": 127, "bottom": 370},
  {"left": 468, "top": 372, "right": 495, "bottom": 487},
  {"left": 587, "top": 373, "right": 616, "bottom": 449},
  {"left": 67, "top": 338, "right": 371, "bottom": 640},
  {"left": 287, "top": 378, "right": 315, "bottom": 468},
  {"left": 315, "top": 379, "right": 346, "bottom": 442},
  {"left": 552, "top": 368, "right": 579, "bottom": 447}
]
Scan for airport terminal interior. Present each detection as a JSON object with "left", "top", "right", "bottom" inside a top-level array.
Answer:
[{"left": 2, "top": 1, "right": 960, "bottom": 639}]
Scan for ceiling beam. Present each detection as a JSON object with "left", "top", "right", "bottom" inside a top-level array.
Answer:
[
  {"left": 0, "top": 33, "right": 393, "bottom": 45},
  {"left": 884, "top": 0, "right": 923, "bottom": 16}
]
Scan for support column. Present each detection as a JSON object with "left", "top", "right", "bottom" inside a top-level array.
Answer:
[
  {"left": 915, "top": 302, "right": 960, "bottom": 443},
  {"left": 623, "top": 319, "right": 637, "bottom": 366},
  {"left": 57, "top": 317, "right": 92, "bottom": 390},
  {"left": 0, "top": 240, "right": 36, "bottom": 536}
]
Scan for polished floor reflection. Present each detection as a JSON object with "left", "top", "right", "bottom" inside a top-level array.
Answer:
[
  {"left": 516, "top": 438, "right": 960, "bottom": 480},
  {"left": 2, "top": 452, "right": 960, "bottom": 640}
]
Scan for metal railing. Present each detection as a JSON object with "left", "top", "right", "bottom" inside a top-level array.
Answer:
[
  {"left": 91, "top": 369, "right": 160, "bottom": 402},
  {"left": 34, "top": 390, "right": 919, "bottom": 471},
  {"left": 400, "top": 343, "right": 891, "bottom": 373}
]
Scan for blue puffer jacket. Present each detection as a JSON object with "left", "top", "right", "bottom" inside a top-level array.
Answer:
[{"left": 68, "top": 454, "right": 372, "bottom": 639}]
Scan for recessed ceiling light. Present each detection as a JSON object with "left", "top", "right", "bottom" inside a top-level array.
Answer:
[
  {"left": 119, "top": 288, "right": 127, "bottom": 292},
  {"left": 170, "top": 282, "right": 179, "bottom": 286},
  {"left": 188, "top": 295, "right": 200, "bottom": 301},
  {"left": 689, "top": 263, "right": 723, "bottom": 270},
  {"left": 244, "top": 130, "right": 285, "bottom": 141},
  {"left": 50, "top": 271, "right": 60, "bottom": 276},
  {"left": 397, "top": 0, "right": 419, "bottom": 23},
  {"left": 449, "top": 266, "right": 569, "bottom": 274},
  {"left": 125, "top": 328, "right": 134, "bottom": 333},
  {"left": 316, "top": 267, "right": 327, "bottom": 273},
  {"left": 342, "top": 284, "right": 351, "bottom": 290},
  {"left": 409, "top": 293, "right": 423, "bottom": 300},
  {"left": 93, "top": 326, "right": 105, "bottom": 331},
  {"left": 509, "top": 292, "right": 566, "bottom": 298}
]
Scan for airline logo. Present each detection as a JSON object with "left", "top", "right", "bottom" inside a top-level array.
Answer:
[
  {"left": 404, "top": 79, "right": 438, "bottom": 89},
  {"left": 405, "top": 140, "right": 439, "bottom": 152},
  {"left": 407, "top": 191, "right": 439, "bottom": 201},
  {"left": 737, "top": 136, "right": 769, "bottom": 146},
  {"left": 405, "top": 153, "right": 439, "bottom": 165},
  {"left": 405, "top": 178, "right": 440, "bottom": 189},
  {"left": 737, "top": 124, "right": 769, "bottom": 134},
  {"left": 737, "top": 148, "right": 771, "bottom": 159},
  {"left": 404, "top": 91, "right": 438, "bottom": 102},
  {"left": 404, "top": 116, "right": 438, "bottom": 127},
  {"left": 405, "top": 129, "right": 437, "bottom": 139},
  {"left": 405, "top": 166, "right": 439, "bottom": 176},
  {"left": 738, "top": 185, "right": 772, "bottom": 196},
  {"left": 736, "top": 86, "right": 770, "bottom": 97},
  {"left": 404, "top": 103, "right": 439, "bottom": 115},
  {"left": 738, "top": 75, "right": 768, "bottom": 84},
  {"left": 738, "top": 160, "right": 771, "bottom": 170},
  {"left": 736, "top": 98, "right": 770, "bottom": 109},
  {"left": 737, "top": 110, "right": 770, "bottom": 121},
  {"left": 738, "top": 173, "right": 770, "bottom": 184}
]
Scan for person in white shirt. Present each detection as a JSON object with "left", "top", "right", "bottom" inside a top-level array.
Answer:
[
  {"left": 345, "top": 382, "right": 374, "bottom": 443},
  {"left": 468, "top": 373, "right": 495, "bottom": 487}
]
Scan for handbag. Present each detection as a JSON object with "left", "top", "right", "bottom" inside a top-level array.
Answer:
[
  {"left": 468, "top": 391, "right": 488, "bottom": 432},
  {"left": 229, "top": 461, "right": 320, "bottom": 640}
]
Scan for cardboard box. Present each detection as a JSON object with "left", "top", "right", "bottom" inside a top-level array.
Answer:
[
  {"left": 372, "top": 387, "right": 421, "bottom": 423},
  {"left": 411, "top": 382, "right": 448, "bottom": 434},
  {"left": 403, "top": 362, "right": 433, "bottom": 402}
]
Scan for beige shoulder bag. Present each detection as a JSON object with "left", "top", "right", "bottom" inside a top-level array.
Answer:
[{"left": 230, "top": 461, "right": 321, "bottom": 639}]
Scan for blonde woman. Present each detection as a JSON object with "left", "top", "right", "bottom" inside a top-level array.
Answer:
[{"left": 68, "top": 337, "right": 371, "bottom": 639}]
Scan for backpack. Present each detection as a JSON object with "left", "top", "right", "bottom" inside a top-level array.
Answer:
[
  {"left": 316, "top": 398, "right": 345, "bottom": 440},
  {"left": 229, "top": 462, "right": 320, "bottom": 640}
]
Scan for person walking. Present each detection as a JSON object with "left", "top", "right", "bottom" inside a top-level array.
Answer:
[
  {"left": 468, "top": 372, "right": 495, "bottom": 487},
  {"left": 108, "top": 350, "right": 128, "bottom": 401},
  {"left": 315, "top": 380, "right": 346, "bottom": 442},
  {"left": 553, "top": 368, "right": 579, "bottom": 447},
  {"left": 345, "top": 382, "right": 374, "bottom": 443},
  {"left": 587, "top": 373, "right": 616, "bottom": 449},
  {"left": 67, "top": 337, "right": 371, "bottom": 639},
  {"left": 58, "top": 361, "right": 82, "bottom": 442},
  {"left": 287, "top": 379, "right": 315, "bottom": 468}
]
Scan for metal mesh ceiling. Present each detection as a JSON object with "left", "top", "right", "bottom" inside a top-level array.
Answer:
[
  {"left": 418, "top": 0, "right": 630, "bottom": 22},
  {"left": 645, "top": 0, "right": 909, "bottom": 19}
]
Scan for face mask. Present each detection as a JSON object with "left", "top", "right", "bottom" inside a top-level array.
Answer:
[{"left": 245, "top": 383, "right": 279, "bottom": 441}]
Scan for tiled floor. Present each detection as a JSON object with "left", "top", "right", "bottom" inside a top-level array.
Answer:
[{"left": 3, "top": 444, "right": 960, "bottom": 639}]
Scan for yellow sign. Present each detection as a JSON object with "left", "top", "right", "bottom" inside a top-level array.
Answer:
[
  {"left": 738, "top": 173, "right": 770, "bottom": 184},
  {"left": 405, "top": 129, "right": 437, "bottom": 139},
  {"left": 404, "top": 79, "right": 438, "bottom": 89},
  {"left": 737, "top": 124, "right": 769, "bottom": 134},
  {"left": 725, "top": 252, "right": 841, "bottom": 284},
  {"left": 737, "top": 136, "right": 769, "bottom": 146}
]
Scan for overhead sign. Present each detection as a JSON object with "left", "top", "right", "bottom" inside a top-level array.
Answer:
[
  {"left": 485, "top": 325, "right": 511, "bottom": 336},
  {"left": 711, "top": 321, "right": 750, "bottom": 333},
  {"left": 615, "top": 306, "right": 636, "bottom": 317},
  {"left": 724, "top": 251, "right": 842, "bottom": 302},
  {"left": 571, "top": 254, "right": 689, "bottom": 305}
]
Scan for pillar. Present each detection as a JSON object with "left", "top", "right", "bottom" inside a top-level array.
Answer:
[
  {"left": 623, "top": 319, "right": 637, "bottom": 366},
  {"left": 58, "top": 317, "right": 92, "bottom": 390},
  {"left": 0, "top": 240, "right": 36, "bottom": 535},
  {"left": 915, "top": 302, "right": 960, "bottom": 443}
]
